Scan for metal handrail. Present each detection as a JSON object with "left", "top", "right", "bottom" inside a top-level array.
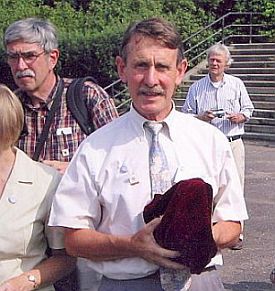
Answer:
[
  {"left": 183, "top": 12, "right": 267, "bottom": 67},
  {"left": 182, "top": 15, "right": 224, "bottom": 44},
  {"left": 106, "top": 12, "right": 269, "bottom": 113}
]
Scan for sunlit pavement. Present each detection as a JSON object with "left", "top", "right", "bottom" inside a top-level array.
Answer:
[{"left": 220, "top": 140, "right": 275, "bottom": 290}]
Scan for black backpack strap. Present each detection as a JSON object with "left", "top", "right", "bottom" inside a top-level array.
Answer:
[
  {"left": 66, "top": 77, "right": 97, "bottom": 135},
  {"left": 32, "top": 79, "right": 64, "bottom": 161}
]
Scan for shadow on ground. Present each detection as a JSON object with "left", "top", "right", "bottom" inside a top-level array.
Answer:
[{"left": 224, "top": 281, "right": 274, "bottom": 290}]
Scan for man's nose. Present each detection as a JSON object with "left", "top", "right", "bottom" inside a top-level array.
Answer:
[
  {"left": 16, "top": 56, "right": 29, "bottom": 70},
  {"left": 144, "top": 67, "right": 158, "bottom": 87}
]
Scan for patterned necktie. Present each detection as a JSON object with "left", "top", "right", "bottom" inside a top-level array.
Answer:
[
  {"left": 144, "top": 121, "right": 192, "bottom": 291},
  {"left": 144, "top": 121, "right": 171, "bottom": 197}
]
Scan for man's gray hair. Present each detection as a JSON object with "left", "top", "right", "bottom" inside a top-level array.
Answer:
[
  {"left": 3, "top": 17, "right": 58, "bottom": 52},
  {"left": 207, "top": 43, "right": 233, "bottom": 66}
]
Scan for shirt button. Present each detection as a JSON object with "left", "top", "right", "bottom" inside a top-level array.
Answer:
[
  {"left": 120, "top": 165, "right": 128, "bottom": 173},
  {"left": 8, "top": 196, "right": 17, "bottom": 204}
]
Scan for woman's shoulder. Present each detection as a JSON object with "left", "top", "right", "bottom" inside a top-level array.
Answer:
[{"left": 15, "top": 148, "right": 61, "bottom": 182}]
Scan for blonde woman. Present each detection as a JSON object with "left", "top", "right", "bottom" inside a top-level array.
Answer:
[{"left": 0, "top": 84, "right": 75, "bottom": 290}]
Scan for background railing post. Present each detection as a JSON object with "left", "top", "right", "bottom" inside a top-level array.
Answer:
[
  {"left": 222, "top": 16, "right": 225, "bottom": 44},
  {"left": 249, "top": 12, "right": 253, "bottom": 43}
]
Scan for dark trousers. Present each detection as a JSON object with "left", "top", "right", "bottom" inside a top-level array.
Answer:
[
  {"left": 54, "top": 268, "right": 78, "bottom": 291},
  {"left": 99, "top": 267, "right": 225, "bottom": 291}
]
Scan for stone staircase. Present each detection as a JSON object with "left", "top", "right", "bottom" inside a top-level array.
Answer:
[{"left": 174, "top": 43, "right": 275, "bottom": 142}]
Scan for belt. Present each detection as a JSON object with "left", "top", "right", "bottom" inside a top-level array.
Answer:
[
  {"left": 143, "top": 265, "right": 217, "bottom": 279},
  {"left": 227, "top": 135, "right": 241, "bottom": 142},
  {"left": 104, "top": 266, "right": 217, "bottom": 282},
  {"left": 200, "top": 265, "right": 216, "bottom": 273}
]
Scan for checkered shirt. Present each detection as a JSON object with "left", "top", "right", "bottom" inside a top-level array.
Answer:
[{"left": 16, "top": 76, "right": 119, "bottom": 162}]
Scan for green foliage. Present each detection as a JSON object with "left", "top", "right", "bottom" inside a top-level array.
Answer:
[
  {"left": 234, "top": 0, "right": 275, "bottom": 40},
  {"left": 0, "top": 0, "right": 273, "bottom": 90},
  {"left": 0, "top": 0, "right": 209, "bottom": 88},
  {"left": 262, "top": 0, "right": 275, "bottom": 40}
]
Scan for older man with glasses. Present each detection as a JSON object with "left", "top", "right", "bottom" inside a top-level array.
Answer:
[{"left": 3, "top": 17, "right": 118, "bottom": 291}]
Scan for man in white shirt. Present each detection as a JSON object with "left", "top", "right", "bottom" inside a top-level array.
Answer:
[
  {"left": 49, "top": 18, "right": 248, "bottom": 291},
  {"left": 182, "top": 43, "right": 254, "bottom": 250}
]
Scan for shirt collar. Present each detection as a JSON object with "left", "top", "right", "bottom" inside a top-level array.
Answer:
[
  {"left": 128, "top": 102, "right": 176, "bottom": 141},
  {"left": 18, "top": 75, "right": 60, "bottom": 110},
  {"left": 207, "top": 73, "right": 227, "bottom": 87},
  {"left": 9, "top": 148, "right": 35, "bottom": 184}
]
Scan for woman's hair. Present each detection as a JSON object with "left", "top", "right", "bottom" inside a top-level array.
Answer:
[
  {"left": 0, "top": 84, "right": 24, "bottom": 150},
  {"left": 3, "top": 17, "right": 58, "bottom": 53},
  {"left": 120, "top": 17, "right": 185, "bottom": 64}
]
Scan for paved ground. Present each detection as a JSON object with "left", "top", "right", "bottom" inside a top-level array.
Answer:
[{"left": 220, "top": 140, "right": 275, "bottom": 290}]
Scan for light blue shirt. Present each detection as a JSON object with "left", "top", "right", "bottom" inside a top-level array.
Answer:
[{"left": 182, "top": 74, "right": 254, "bottom": 137}]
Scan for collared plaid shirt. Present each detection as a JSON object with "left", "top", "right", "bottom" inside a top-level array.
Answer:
[{"left": 17, "top": 76, "right": 119, "bottom": 162}]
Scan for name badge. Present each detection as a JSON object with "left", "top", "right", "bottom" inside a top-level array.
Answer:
[
  {"left": 129, "top": 174, "right": 139, "bottom": 185},
  {"left": 62, "top": 148, "right": 70, "bottom": 157},
  {"left": 56, "top": 127, "right": 72, "bottom": 136}
]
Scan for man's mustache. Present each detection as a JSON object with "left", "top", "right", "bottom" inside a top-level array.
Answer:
[
  {"left": 15, "top": 69, "right": 35, "bottom": 79},
  {"left": 138, "top": 87, "right": 165, "bottom": 96}
]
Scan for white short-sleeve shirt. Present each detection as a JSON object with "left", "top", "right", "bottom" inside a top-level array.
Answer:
[{"left": 49, "top": 106, "right": 248, "bottom": 280}]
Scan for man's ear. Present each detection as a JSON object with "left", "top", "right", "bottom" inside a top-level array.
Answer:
[
  {"left": 175, "top": 58, "right": 188, "bottom": 86},
  {"left": 115, "top": 56, "right": 127, "bottom": 83},
  {"left": 48, "top": 49, "right": 60, "bottom": 70}
]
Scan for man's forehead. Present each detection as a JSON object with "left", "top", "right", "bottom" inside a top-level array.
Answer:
[
  {"left": 208, "top": 52, "right": 226, "bottom": 59},
  {"left": 128, "top": 35, "right": 177, "bottom": 54},
  {"left": 129, "top": 34, "right": 172, "bottom": 50},
  {"left": 7, "top": 41, "right": 41, "bottom": 50}
]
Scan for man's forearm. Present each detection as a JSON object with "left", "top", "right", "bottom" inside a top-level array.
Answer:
[
  {"left": 63, "top": 219, "right": 184, "bottom": 270},
  {"left": 212, "top": 221, "right": 241, "bottom": 249},
  {"left": 64, "top": 228, "right": 134, "bottom": 261},
  {"left": 0, "top": 249, "right": 76, "bottom": 290}
]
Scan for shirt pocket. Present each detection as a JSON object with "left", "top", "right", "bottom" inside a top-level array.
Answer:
[
  {"left": 49, "top": 124, "right": 85, "bottom": 161},
  {"left": 100, "top": 160, "right": 149, "bottom": 224},
  {"left": 225, "top": 95, "right": 240, "bottom": 113},
  {"left": 174, "top": 166, "right": 218, "bottom": 195}
]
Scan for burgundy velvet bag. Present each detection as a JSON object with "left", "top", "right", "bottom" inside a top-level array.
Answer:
[{"left": 143, "top": 178, "right": 217, "bottom": 274}]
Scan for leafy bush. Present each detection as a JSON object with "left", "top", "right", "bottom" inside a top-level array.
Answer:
[
  {"left": 0, "top": 0, "right": 271, "bottom": 91},
  {"left": 0, "top": 0, "right": 211, "bottom": 88}
]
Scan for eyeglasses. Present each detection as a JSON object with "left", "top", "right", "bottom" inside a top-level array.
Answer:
[{"left": 6, "top": 50, "right": 46, "bottom": 64}]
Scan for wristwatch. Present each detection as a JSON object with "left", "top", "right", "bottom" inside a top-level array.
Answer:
[{"left": 27, "top": 274, "right": 38, "bottom": 289}]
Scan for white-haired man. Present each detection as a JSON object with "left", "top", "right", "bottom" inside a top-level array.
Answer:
[{"left": 182, "top": 43, "right": 254, "bottom": 250}]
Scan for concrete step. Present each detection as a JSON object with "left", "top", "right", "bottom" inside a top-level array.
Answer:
[
  {"left": 247, "top": 86, "right": 275, "bottom": 94},
  {"left": 240, "top": 75, "right": 275, "bottom": 82},
  {"left": 183, "top": 80, "right": 275, "bottom": 88},
  {"left": 231, "top": 55, "right": 275, "bottom": 62},
  {"left": 174, "top": 98, "right": 185, "bottom": 110},
  {"left": 253, "top": 109, "right": 275, "bottom": 119},
  {"left": 248, "top": 117, "right": 275, "bottom": 126},
  {"left": 190, "top": 74, "right": 275, "bottom": 82},
  {"left": 175, "top": 104, "right": 183, "bottom": 111},
  {"left": 252, "top": 101, "right": 275, "bottom": 110},
  {"left": 243, "top": 132, "right": 275, "bottom": 142},
  {"left": 200, "top": 68, "right": 275, "bottom": 74},
  {"left": 230, "top": 49, "right": 275, "bottom": 55},
  {"left": 249, "top": 93, "right": 275, "bottom": 101},
  {"left": 231, "top": 43, "right": 275, "bottom": 50},
  {"left": 230, "top": 61, "right": 275, "bottom": 68},
  {"left": 245, "top": 123, "right": 275, "bottom": 134}
]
